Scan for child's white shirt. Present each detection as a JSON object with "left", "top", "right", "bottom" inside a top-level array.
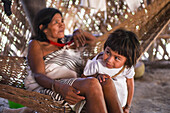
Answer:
[{"left": 83, "top": 52, "right": 135, "bottom": 107}]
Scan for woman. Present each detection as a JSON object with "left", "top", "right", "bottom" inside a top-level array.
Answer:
[{"left": 24, "top": 8, "right": 123, "bottom": 113}]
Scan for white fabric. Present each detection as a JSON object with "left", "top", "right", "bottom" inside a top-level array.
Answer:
[
  {"left": 125, "top": 0, "right": 141, "bottom": 12},
  {"left": 80, "top": 0, "right": 106, "bottom": 11},
  {"left": 25, "top": 48, "right": 84, "bottom": 90},
  {"left": 83, "top": 52, "right": 135, "bottom": 107},
  {"left": 44, "top": 49, "right": 83, "bottom": 79},
  {"left": 80, "top": 0, "right": 107, "bottom": 23}
]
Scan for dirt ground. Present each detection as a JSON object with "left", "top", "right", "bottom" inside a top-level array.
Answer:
[
  {"left": 0, "top": 60, "right": 170, "bottom": 113},
  {"left": 131, "top": 60, "right": 170, "bottom": 113}
]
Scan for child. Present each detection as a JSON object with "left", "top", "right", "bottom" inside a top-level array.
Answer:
[{"left": 82, "top": 29, "right": 140, "bottom": 113}]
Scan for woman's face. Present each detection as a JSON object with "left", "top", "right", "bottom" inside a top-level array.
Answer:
[
  {"left": 102, "top": 46, "right": 126, "bottom": 69},
  {"left": 44, "top": 13, "right": 65, "bottom": 40}
]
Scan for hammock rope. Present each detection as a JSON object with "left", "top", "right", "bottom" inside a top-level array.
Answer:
[{"left": 0, "top": 0, "right": 169, "bottom": 112}]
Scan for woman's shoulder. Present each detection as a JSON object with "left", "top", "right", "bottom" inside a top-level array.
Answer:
[
  {"left": 29, "top": 40, "right": 51, "bottom": 51},
  {"left": 29, "top": 40, "right": 48, "bottom": 46},
  {"left": 28, "top": 40, "right": 40, "bottom": 46},
  {"left": 28, "top": 40, "right": 43, "bottom": 52},
  {"left": 27, "top": 40, "right": 41, "bottom": 53}
]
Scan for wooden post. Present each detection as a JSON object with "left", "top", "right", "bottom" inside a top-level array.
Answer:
[
  {"left": 148, "top": 43, "right": 154, "bottom": 61},
  {"left": 20, "top": 0, "right": 46, "bottom": 34}
]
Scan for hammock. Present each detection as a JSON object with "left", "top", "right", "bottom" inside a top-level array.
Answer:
[
  {"left": 0, "top": 0, "right": 169, "bottom": 112},
  {"left": 83, "top": 0, "right": 170, "bottom": 61}
]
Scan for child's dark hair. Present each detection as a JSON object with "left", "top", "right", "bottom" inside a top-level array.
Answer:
[
  {"left": 104, "top": 29, "right": 141, "bottom": 68},
  {"left": 32, "top": 8, "right": 62, "bottom": 42}
]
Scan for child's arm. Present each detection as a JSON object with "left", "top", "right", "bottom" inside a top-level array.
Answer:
[{"left": 124, "top": 78, "right": 134, "bottom": 113}]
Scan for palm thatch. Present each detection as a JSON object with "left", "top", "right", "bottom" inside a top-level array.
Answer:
[
  {"left": 82, "top": 0, "right": 170, "bottom": 60},
  {"left": 0, "top": 0, "right": 169, "bottom": 59}
]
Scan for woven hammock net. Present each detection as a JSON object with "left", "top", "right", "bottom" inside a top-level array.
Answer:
[{"left": 0, "top": 0, "right": 169, "bottom": 112}]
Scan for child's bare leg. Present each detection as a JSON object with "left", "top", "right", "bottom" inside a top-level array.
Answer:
[
  {"left": 100, "top": 78, "right": 123, "bottom": 113},
  {"left": 73, "top": 77, "right": 107, "bottom": 113}
]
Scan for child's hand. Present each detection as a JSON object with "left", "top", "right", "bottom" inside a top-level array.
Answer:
[
  {"left": 123, "top": 107, "right": 130, "bottom": 113},
  {"left": 97, "top": 74, "right": 111, "bottom": 82},
  {"left": 123, "top": 104, "right": 131, "bottom": 113}
]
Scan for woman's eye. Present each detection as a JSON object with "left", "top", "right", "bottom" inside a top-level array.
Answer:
[{"left": 54, "top": 19, "right": 64, "bottom": 24}]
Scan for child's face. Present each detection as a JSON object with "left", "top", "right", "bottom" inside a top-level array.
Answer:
[{"left": 102, "top": 46, "right": 126, "bottom": 69}]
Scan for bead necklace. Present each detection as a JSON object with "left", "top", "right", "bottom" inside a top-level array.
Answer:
[{"left": 49, "top": 39, "right": 74, "bottom": 47}]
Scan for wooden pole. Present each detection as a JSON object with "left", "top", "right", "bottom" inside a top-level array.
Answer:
[{"left": 20, "top": 0, "right": 46, "bottom": 34}]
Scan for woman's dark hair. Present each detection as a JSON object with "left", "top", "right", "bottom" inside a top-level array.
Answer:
[
  {"left": 104, "top": 29, "right": 141, "bottom": 68},
  {"left": 31, "top": 8, "right": 62, "bottom": 42}
]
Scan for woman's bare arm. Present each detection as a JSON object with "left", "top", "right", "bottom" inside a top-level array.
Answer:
[
  {"left": 27, "top": 40, "right": 85, "bottom": 104},
  {"left": 27, "top": 40, "right": 54, "bottom": 89}
]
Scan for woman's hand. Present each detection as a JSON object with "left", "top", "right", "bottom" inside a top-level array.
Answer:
[
  {"left": 97, "top": 74, "right": 111, "bottom": 83},
  {"left": 72, "top": 29, "right": 96, "bottom": 47},
  {"left": 73, "top": 29, "right": 86, "bottom": 47},
  {"left": 57, "top": 83, "right": 85, "bottom": 105}
]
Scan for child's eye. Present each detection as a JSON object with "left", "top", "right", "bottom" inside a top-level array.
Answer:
[
  {"left": 106, "top": 50, "right": 110, "bottom": 54},
  {"left": 115, "top": 56, "right": 120, "bottom": 61},
  {"left": 62, "top": 19, "right": 64, "bottom": 23}
]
